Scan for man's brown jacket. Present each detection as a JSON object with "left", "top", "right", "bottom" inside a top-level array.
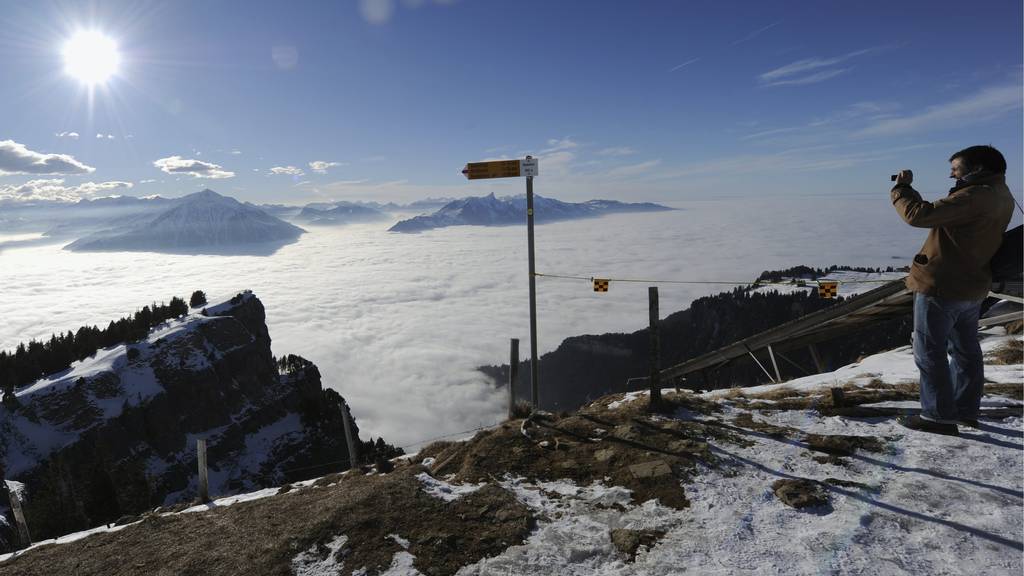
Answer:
[{"left": 891, "top": 173, "right": 1015, "bottom": 301}]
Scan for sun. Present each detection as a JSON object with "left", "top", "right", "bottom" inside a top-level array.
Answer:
[{"left": 63, "top": 30, "right": 120, "bottom": 86}]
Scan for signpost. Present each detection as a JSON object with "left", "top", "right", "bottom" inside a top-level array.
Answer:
[{"left": 463, "top": 157, "right": 540, "bottom": 408}]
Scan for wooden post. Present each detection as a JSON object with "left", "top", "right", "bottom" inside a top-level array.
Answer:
[
  {"left": 508, "top": 338, "right": 519, "bottom": 419},
  {"left": 341, "top": 404, "right": 360, "bottom": 470},
  {"left": 808, "top": 343, "right": 825, "bottom": 373},
  {"left": 197, "top": 439, "right": 209, "bottom": 503},
  {"left": 5, "top": 481, "right": 31, "bottom": 548},
  {"left": 648, "top": 287, "right": 662, "bottom": 407},
  {"left": 831, "top": 387, "right": 846, "bottom": 408}
]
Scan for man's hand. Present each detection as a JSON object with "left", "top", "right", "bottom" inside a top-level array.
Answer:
[{"left": 894, "top": 169, "right": 913, "bottom": 186}]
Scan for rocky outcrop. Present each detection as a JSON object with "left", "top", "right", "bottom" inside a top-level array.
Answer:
[{"left": 0, "top": 292, "right": 399, "bottom": 551}]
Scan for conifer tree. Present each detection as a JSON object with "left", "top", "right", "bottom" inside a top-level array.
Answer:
[{"left": 189, "top": 290, "right": 207, "bottom": 307}]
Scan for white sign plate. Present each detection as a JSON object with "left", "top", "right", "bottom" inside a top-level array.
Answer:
[{"left": 521, "top": 157, "right": 538, "bottom": 177}]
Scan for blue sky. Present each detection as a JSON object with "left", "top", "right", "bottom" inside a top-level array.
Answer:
[{"left": 0, "top": 0, "right": 1021, "bottom": 204}]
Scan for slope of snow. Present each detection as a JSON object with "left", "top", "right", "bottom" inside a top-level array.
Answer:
[
  {"left": 750, "top": 269, "right": 908, "bottom": 298},
  {"left": 453, "top": 331, "right": 1023, "bottom": 575}
]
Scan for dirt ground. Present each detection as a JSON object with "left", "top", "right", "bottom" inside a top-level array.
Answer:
[
  {"left": 3, "top": 380, "right": 1019, "bottom": 575},
  {"left": 0, "top": 466, "right": 532, "bottom": 576}
]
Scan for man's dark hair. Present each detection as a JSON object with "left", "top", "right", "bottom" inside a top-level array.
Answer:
[{"left": 949, "top": 145, "right": 1007, "bottom": 174}]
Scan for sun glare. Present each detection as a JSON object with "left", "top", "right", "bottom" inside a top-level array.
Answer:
[{"left": 63, "top": 30, "right": 120, "bottom": 86}]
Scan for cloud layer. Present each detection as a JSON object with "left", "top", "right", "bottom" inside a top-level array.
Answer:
[
  {"left": 0, "top": 197, "right": 944, "bottom": 448},
  {"left": 0, "top": 140, "right": 95, "bottom": 175},
  {"left": 153, "top": 156, "right": 235, "bottom": 179}
]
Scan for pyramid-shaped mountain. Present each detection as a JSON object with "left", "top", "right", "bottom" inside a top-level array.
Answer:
[{"left": 65, "top": 190, "right": 305, "bottom": 254}]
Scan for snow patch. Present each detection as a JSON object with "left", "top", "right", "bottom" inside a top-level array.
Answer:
[
  {"left": 415, "top": 472, "right": 485, "bottom": 502},
  {"left": 292, "top": 534, "right": 348, "bottom": 576},
  {"left": 372, "top": 551, "right": 422, "bottom": 576}
]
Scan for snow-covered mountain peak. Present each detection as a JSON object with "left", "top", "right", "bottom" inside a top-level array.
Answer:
[
  {"left": 64, "top": 189, "right": 304, "bottom": 253},
  {"left": 179, "top": 188, "right": 233, "bottom": 204}
]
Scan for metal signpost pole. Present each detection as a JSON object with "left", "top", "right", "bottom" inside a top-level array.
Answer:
[
  {"left": 461, "top": 155, "right": 539, "bottom": 408},
  {"left": 526, "top": 168, "right": 539, "bottom": 409}
]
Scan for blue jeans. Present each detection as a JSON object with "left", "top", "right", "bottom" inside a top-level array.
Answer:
[{"left": 912, "top": 293, "right": 985, "bottom": 422}]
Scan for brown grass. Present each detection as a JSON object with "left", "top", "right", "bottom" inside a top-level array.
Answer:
[
  {"left": 416, "top": 393, "right": 739, "bottom": 511},
  {"left": 1005, "top": 319, "right": 1023, "bottom": 335},
  {"left": 1, "top": 465, "right": 533, "bottom": 576},
  {"left": 987, "top": 339, "right": 1023, "bottom": 366}
]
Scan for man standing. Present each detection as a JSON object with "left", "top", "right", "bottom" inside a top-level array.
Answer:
[{"left": 891, "top": 145, "right": 1015, "bottom": 436}]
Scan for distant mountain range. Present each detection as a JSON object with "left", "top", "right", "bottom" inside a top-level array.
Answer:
[
  {"left": 64, "top": 190, "right": 304, "bottom": 254},
  {"left": 294, "top": 202, "right": 390, "bottom": 226},
  {"left": 1, "top": 191, "right": 672, "bottom": 250},
  {"left": 388, "top": 193, "right": 674, "bottom": 233},
  {"left": 258, "top": 198, "right": 454, "bottom": 221}
]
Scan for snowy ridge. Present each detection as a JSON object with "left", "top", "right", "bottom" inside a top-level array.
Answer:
[
  {"left": 0, "top": 299, "right": 254, "bottom": 478},
  {"left": 0, "top": 289, "right": 361, "bottom": 553}
]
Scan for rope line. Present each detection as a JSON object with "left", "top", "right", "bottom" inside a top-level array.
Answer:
[
  {"left": 402, "top": 421, "right": 504, "bottom": 450},
  {"left": 534, "top": 272, "right": 901, "bottom": 286}
]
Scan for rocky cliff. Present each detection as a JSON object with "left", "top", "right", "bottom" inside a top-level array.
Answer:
[{"left": 0, "top": 292, "right": 398, "bottom": 552}]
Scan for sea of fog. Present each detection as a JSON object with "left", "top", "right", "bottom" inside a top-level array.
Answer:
[{"left": 0, "top": 195, "right": 952, "bottom": 448}]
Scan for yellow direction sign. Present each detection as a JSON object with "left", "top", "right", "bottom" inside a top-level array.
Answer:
[
  {"left": 593, "top": 278, "right": 609, "bottom": 292},
  {"left": 818, "top": 281, "right": 838, "bottom": 299},
  {"left": 462, "top": 159, "right": 521, "bottom": 180}
]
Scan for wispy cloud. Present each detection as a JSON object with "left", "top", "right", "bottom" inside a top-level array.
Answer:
[
  {"left": 596, "top": 147, "right": 637, "bottom": 157},
  {"left": 270, "top": 165, "right": 305, "bottom": 176},
  {"left": 0, "top": 140, "right": 94, "bottom": 175},
  {"left": 0, "top": 178, "right": 132, "bottom": 202},
  {"left": 652, "top": 143, "right": 943, "bottom": 180},
  {"left": 731, "top": 21, "right": 781, "bottom": 46},
  {"left": 272, "top": 45, "right": 298, "bottom": 70},
  {"left": 360, "top": 0, "right": 456, "bottom": 25},
  {"left": 669, "top": 57, "right": 701, "bottom": 72},
  {"left": 153, "top": 156, "right": 234, "bottom": 179},
  {"left": 759, "top": 48, "right": 882, "bottom": 87},
  {"left": 764, "top": 68, "right": 850, "bottom": 86},
  {"left": 855, "top": 83, "right": 1023, "bottom": 137},
  {"left": 738, "top": 100, "right": 902, "bottom": 146},
  {"left": 96, "top": 133, "right": 115, "bottom": 140},
  {"left": 309, "top": 160, "right": 343, "bottom": 174},
  {"left": 606, "top": 159, "right": 662, "bottom": 178},
  {"left": 360, "top": 0, "right": 394, "bottom": 24},
  {"left": 55, "top": 131, "right": 79, "bottom": 140},
  {"left": 540, "top": 138, "right": 578, "bottom": 154}
]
